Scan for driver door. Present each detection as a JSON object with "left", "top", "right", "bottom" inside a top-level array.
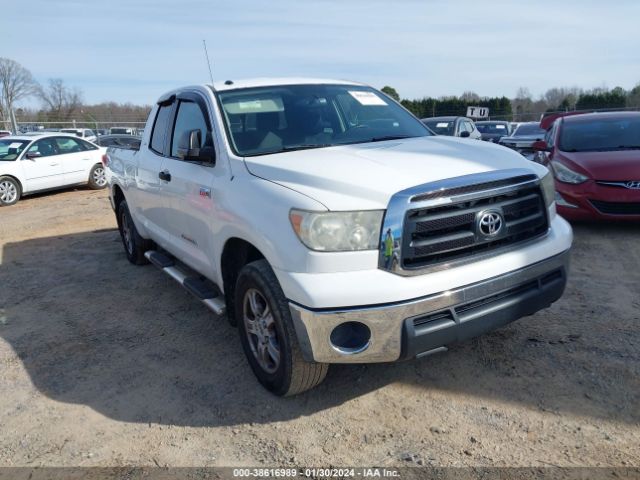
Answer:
[{"left": 20, "top": 138, "right": 65, "bottom": 191}]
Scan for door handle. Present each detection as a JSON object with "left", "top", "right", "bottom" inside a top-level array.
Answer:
[
  {"left": 158, "top": 170, "right": 172, "bottom": 182},
  {"left": 49, "top": 162, "right": 59, "bottom": 166}
]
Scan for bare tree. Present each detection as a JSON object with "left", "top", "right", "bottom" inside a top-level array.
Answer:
[
  {"left": 37, "top": 78, "right": 83, "bottom": 123},
  {"left": 0, "top": 58, "right": 37, "bottom": 130},
  {"left": 460, "top": 91, "right": 481, "bottom": 102}
]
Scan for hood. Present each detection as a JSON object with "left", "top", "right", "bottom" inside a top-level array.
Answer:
[
  {"left": 244, "top": 136, "right": 545, "bottom": 210},
  {"left": 557, "top": 149, "right": 640, "bottom": 181}
]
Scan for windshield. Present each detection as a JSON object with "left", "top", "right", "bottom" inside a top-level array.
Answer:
[
  {"left": 559, "top": 116, "right": 640, "bottom": 152},
  {"left": 422, "top": 119, "right": 455, "bottom": 136},
  {"left": 0, "top": 139, "right": 29, "bottom": 161},
  {"left": 217, "top": 84, "right": 431, "bottom": 156},
  {"left": 514, "top": 123, "right": 545, "bottom": 136},
  {"left": 476, "top": 123, "right": 509, "bottom": 134}
]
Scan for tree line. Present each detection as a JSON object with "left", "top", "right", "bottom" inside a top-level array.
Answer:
[
  {"left": 383, "top": 83, "right": 640, "bottom": 121},
  {"left": 2, "top": 57, "right": 639, "bottom": 131}
]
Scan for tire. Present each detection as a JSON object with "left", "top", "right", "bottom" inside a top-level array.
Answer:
[
  {"left": 88, "top": 164, "right": 108, "bottom": 189},
  {"left": 117, "top": 200, "right": 151, "bottom": 265},
  {"left": 235, "top": 259, "right": 328, "bottom": 396},
  {"left": 0, "top": 176, "right": 21, "bottom": 206}
]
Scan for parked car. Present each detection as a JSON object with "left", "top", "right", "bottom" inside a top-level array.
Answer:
[
  {"left": 60, "top": 128, "right": 98, "bottom": 143},
  {"left": 105, "top": 78, "right": 572, "bottom": 396},
  {"left": 0, "top": 130, "right": 12, "bottom": 138},
  {"left": 475, "top": 121, "right": 511, "bottom": 142},
  {"left": 0, "top": 133, "right": 107, "bottom": 206},
  {"left": 533, "top": 111, "right": 640, "bottom": 222},
  {"left": 109, "top": 126, "right": 136, "bottom": 135},
  {"left": 499, "top": 122, "right": 547, "bottom": 160},
  {"left": 96, "top": 134, "right": 142, "bottom": 149},
  {"left": 96, "top": 129, "right": 109, "bottom": 137},
  {"left": 421, "top": 116, "right": 482, "bottom": 139}
]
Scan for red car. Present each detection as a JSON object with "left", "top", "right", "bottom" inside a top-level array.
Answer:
[{"left": 533, "top": 111, "right": 640, "bottom": 222}]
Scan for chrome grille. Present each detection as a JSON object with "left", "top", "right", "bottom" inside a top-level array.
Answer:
[{"left": 402, "top": 184, "right": 548, "bottom": 269}]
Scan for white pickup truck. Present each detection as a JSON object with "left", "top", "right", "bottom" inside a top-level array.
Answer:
[{"left": 105, "top": 78, "right": 573, "bottom": 396}]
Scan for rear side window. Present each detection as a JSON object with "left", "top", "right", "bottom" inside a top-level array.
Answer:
[{"left": 150, "top": 105, "right": 173, "bottom": 154}]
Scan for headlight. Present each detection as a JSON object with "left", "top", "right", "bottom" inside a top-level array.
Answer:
[
  {"left": 540, "top": 171, "right": 555, "bottom": 208},
  {"left": 551, "top": 161, "right": 588, "bottom": 184},
  {"left": 289, "top": 209, "right": 384, "bottom": 251}
]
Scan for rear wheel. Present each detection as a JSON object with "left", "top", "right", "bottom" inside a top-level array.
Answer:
[
  {"left": 0, "top": 176, "right": 21, "bottom": 206},
  {"left": 235, "top": 260, "right": 328, "bottom": 396},
  {"left": 117, "top": 200, "right": 151, "bottom": 265},
  {"left": 88, "top": 164, "right": 107, "bottom": 189}
]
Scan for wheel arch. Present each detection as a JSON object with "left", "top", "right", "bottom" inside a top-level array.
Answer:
[
  {"left": 220, "top": 236, "right": 267, "bottom": 325},
  {"left": 0, "top": 174, "right": 23, "bottom": 192}
]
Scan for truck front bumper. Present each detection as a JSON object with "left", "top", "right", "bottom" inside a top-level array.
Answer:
[{"left": 289, "top": 249, "right": 569, "bottom": 363}]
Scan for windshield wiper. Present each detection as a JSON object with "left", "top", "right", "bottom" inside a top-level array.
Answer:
[
  {"left": 616, "top": 145, "right": 640, "bottom": 150},
  {"left": 278, "top": 144, "right": 332, "bottom": 152},
  {"left": 370, "top": 135, "right": 413, "bottom": 142}
]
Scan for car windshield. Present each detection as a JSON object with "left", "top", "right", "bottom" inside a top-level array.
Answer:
[
  {"left": 559, "top": 116, "right": 640, "bottom": 152},
  {"left": 514, "top": 124, "right": 545, "bottom": 136},
  {"left": 0, "top": 139, "right": 29, "bottom": 161},
  {"left": 476, "top": 123, "right": 508, "bottom": 134},
  {"left": 217, "top": 84, "right": 431, "bottom": 156},
  {"left": 422, "top": 119, "right": 455, "bottom": 136}
]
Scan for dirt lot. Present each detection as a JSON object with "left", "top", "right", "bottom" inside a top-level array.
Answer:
[{"left": 0, "top": 188, "right": 639, "bottom": 468}]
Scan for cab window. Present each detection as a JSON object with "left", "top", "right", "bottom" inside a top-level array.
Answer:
[
  {"left": 170, "top": 100, "right": 210, "bottom": 158},
  {"left": 150, "top": 105, "right": 173, "bottom": 154}
]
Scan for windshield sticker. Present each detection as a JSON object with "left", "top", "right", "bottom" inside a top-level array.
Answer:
[
  {"left": 496, "top": 125, "right": 506, "bottom": 129},
  {"left": 436, "top": 123, "right": 450, "bottom": 128},
  {"left": 9, "top": 142, "right": 22, "bottom": 149},
  {"left": 348, "top": 91, "right": 387, "bottom": 106}
]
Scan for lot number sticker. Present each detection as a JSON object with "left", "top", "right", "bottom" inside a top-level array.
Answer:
[{"left": 349, "top": 91, "right": 387, "bottom": 106}]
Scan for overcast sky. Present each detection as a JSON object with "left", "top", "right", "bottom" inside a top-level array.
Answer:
[{"left": 4, "top": 0, "right": 640, "bottom": 106}]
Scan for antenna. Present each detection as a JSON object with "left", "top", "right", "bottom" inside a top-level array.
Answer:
[{"left": 202, "top": 39, "right": 214, "bottom": 86}]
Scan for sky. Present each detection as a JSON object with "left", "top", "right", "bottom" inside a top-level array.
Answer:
[{"left": 3, "top": 0, "right": 640, "bottom": 107}]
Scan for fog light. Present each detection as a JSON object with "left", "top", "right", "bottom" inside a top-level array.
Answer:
[
  {"left": 330, "top": 322, "right": 371, "bottom": 354},
  {"left": 555, "top": 191, "right": 579, "bottom": 208}
]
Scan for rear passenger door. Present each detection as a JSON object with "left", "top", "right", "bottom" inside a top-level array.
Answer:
[
  {"left": 160, "top": 92, "right": 219, "bottom": 277},
  {"left": 54, "top": 137, "right": 98, "bottom": 184},
  {"left": 133, "top": 102, "right": 173, "bottom": 238}
]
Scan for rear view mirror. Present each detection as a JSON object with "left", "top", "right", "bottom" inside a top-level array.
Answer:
[
  {"left": 532, "top": 140, "right": 551, "bottom": 152},
  {"left": 177, "top": 129, "right": 215, "bottom": 165},
  {"left": 460, "top": 131, "right": 471, "bottom": 138},
  {"left": 25, "top": 152, "right": 42, "bottom": 160}
]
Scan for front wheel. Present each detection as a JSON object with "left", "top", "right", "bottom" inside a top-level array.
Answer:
[
  {"left": 0, "top": 176, "right": 21, "bottom": 206},
  {"left": 235, "top": 260, "right": 328, "bottom": 396},
  {"left": 88, "top": 164, "right": 107, "bottom": 189}
]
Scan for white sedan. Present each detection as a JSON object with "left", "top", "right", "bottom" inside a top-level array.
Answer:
[{"left": 0, "top": 133, "right": 107, "bottom": 206}]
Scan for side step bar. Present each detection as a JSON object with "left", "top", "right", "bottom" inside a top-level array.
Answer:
[{"left": 145, "top": 250, "right": 226, "bottom": 316}]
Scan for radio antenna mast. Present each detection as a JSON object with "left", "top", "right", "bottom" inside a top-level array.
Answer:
[{"left": 202, "top": 39, "right": 215, "bottom": 86}]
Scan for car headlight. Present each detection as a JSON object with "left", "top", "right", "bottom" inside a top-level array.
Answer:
[
  {"left": 540, "top": 171, "right": 556, "bottom": 208},
  {"left": 289, "top": 209, "right": 384, "bottom": 251},
  {"left": 551, "top": 161, "right": 588, "bottom": 184}
]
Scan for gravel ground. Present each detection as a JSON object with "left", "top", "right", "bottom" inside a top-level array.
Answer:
[{"left": 0, "top": 188, "right": 639, "bottom": 468}]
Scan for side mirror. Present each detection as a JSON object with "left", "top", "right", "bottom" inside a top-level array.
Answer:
[
  {"left": 25, "top": 152, "right": 42, "bottom": 160},
  {"left": 177, "top": 129, "right": 215, "bottom": 164},
  {"left": 531, "top": 140, "right": 551, "bottom": 152},
  {"left": 459, "top": 131, "right": 471, "bottom": 138}
]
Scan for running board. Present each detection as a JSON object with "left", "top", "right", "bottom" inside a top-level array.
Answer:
[{"left": 144, "top": 250, "right": 226, "bottom": 316}]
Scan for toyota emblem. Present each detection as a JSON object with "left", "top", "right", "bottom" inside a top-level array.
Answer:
[
  {"left": 625, "top": 181, "right": 640, "bottom": 189},
  {"left": 478, "top": 211, "right": 503, "bottom": 237}
]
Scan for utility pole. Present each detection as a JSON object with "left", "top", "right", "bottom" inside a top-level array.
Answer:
[{"left": 10, "top": 107, "right": 18, "bottom": 134}]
